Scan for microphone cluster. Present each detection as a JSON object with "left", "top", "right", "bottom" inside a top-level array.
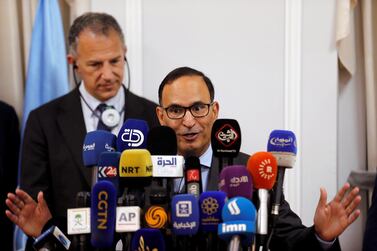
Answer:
[{"left": 34, "top": 118, "right": 297, "bottom": 251}]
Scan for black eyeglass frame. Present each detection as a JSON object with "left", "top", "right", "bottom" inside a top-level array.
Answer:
[{"left": 161, "top": 102, "right": 214, "bottom": 119}]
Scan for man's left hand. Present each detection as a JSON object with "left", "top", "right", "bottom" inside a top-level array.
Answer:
[{"left": 313, "top": 182, "right": 361, "bottom": 241}]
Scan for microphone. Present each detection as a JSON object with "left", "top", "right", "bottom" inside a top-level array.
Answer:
[
  {"left": 147, "top": 125, "right": 177, "bottom": 155},
  {"left": 267, "top": 130, "right": 297, "bottom": 225},
  {"left": 119, "top": 149, "right": 153, "bottom": 183},
  {"left": 199, "top": 191, "right": 227, "bottom": 251},
  {"left": 148, "top": 126, "right": 182, "bottom": 178},
  {"left": 171, "top": 194, "right": 200, "bottom": 236},
  {"left": 82, "top": 130, "right": 117, "bottom": 187},
  {"left": 116, "top": 206, "right": 141, "bottom": 232},
  {"left": 33, "top": 225, "right": 71, "bottom": 251},
  {"left": 131, "top": 228, "right": 166, "bottom": 251},
  {"left": 219, "top": 165, "right": 253, "bottom": 199},
  {"left": 67, "top": 192, "right": 91, "bottom": 251},
  {"left": 116, "top": 118, "right": 149, "bottom": 152},
  {"left": 185, "top": 156, "right": 202, "bottom": 197},
  {"left": 151, "top": 155, "right": 184, "bottom": 178},
  {"left": 247, "top": 152, "right": 278, "bottom": 251},
  {"left": 91, "top": 180, "right": 117, "bottom": 248},
  {"left": 218, "top": 197, "right": 257, "bottom": 251},
  {"left": 98, "top": 151, "right": 121, "bottom": 196},
  {"left": 144, "top": 205, "right": 168, "bottom": 229},
  {"left": 211, "top": 119, "right": 242, "bottom": 169},
  {"left": 199, "top": 191, "right": 226, "bottom": 232}
]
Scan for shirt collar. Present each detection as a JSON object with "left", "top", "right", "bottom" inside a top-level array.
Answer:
[
  {"left": 79, "top": 82, "right": 124, "bottom": 112},
  {"left": 199, "top": 145, "right": 212, "bottom": 168}
]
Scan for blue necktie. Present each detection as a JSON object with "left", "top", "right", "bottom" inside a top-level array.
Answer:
[{"left": 96, "top": 103, "right": 112, "bottom": 131}]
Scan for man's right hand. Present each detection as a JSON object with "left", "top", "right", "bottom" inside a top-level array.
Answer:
[{"left": 5, "top": 188, "right": 52, "bottom": 237}]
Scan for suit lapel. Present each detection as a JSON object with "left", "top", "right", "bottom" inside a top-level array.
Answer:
[
  {"left": 56, "top": 89, "right": 91, "bottom": 187},
  {"left": 207, "top": 156, "right": 219, "bottom": 191}
]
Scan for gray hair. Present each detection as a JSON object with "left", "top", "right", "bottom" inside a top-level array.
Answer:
[{"left": 68, "top": 12, "right": 125, "bottom": 55}]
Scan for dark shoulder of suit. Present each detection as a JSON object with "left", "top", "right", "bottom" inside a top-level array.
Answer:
[
  {"left": 124, "top": 90, "right": 160, "bottom": 128},
  {"left": 0, "top": 100, "right": 20, "bottom": 251}
]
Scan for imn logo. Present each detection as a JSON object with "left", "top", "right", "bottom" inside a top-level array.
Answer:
[{"left": 221, "top": 223, "right": 246, "bottom": 233}]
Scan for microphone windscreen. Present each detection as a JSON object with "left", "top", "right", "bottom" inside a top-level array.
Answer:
[
  {"left": 33, "top": 225, "right": 71, "bottom": 250},
  {"left": 247, "top": 152, "right": 277, "bottom": 190},
  {"left": 144, "top": 206, "right": 168, "bottom": 229},
  {"left": 131, "top": 228, "right": 166, "bottom": 251},
  {"left": 91, "top": 180, "right": 117, "bottom": 248},
  {"left": 116, "top": 206, "right": 141, "bottom": 232},
  {"left": 199, "top": 191, "right": 226, "bottom": 232},
  {"left": 211, "top": 119, "right": 241, "bottom": 158},
  {"left": 147, "top": 126, "right": 177, "bottom": 155},
  {"left": 98, "top": 151, "right": 120, "bottom": 194},
  {"left": 171, "top": 194, "right": 199, "bottom": 235},
  {"left": 218, "top": 197, "right": 256, "bottom": 245},
  {"left": 267, "top": 130, "right": 297, "bottom": 168},
  {"left": 117, "top": 119, "right": 149, "bottom": 152},
  {"left": 185, "top": 156, "right": 202, "bottom": 196},
  {"left": 221, "top": 197, "right": 256, "bottom": 222},
  {"left": 82, "top": 130, "right": 116, "bottom": 166},
  {"left": 119, "top": 149, "right": 153, "bottom": 187},
  {"left": 151, "top": 155, "right": 184, "bottom": 178},
  {"left": 219, "top": 165, "right": 253, "bottom": 199}
]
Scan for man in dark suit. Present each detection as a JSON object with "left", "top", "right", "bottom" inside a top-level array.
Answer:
[
  {"left": 5, "top": 12, "right": 159, "bottom": 246},
  {"left": 5, "top": 63, "right": 361, "bottom": 249},
  {"left": 0, "top": 101, "right": 20, "bottom": 251},
  {"left": 156, "top": 66, "right": 361, "bottom": 250}
]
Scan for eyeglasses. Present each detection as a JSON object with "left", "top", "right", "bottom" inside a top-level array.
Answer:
[{"left": 162, "top": 102, "right": 214, "bottom": 119}]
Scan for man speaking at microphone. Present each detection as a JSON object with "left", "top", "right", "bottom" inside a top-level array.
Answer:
[
  {"left": 5, "top": 12, "right": 159, "bottom": 250},
  {"left": 155, "top": 66, "right": 361, "bottom": 250},
  {"left": 7, "top": 65, "right": 361, "bottom": 250}
]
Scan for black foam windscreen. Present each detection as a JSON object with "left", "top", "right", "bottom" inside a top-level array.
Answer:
[
  {"left": 185, "top": 156, "right": 200, "bottom": 170},
  {"left": 185, "top": 156, "right": 202, "bottom": 196},
  {"left": 211, "top": 118, "right": 241, "bottom": 158},
  {"left": 147, "top": 126, "right": 177, "bottom": 155}
]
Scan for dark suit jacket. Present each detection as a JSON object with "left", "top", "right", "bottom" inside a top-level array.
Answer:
[
  {"left": 363, "top": 175, "right": 377, "bottom": 251},
  {"left": 20, "top": 88, "right": 159, "bottom": 219},
  {"left": 207, "top": 152, "right": 341, "bottom": 251},
  {"left": 0, "top": 101, "right": 20, "bottom": 251}
]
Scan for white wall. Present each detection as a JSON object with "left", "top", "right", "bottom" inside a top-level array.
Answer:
[
  {"left": 337, "top": 3, "right": 367, "bottom": 251},
  {"left": 90, "top": 0, "right": 363, "bottom": 249}
]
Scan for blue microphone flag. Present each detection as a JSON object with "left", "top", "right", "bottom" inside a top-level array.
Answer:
[
  {"left": 171, "top": 194, "right": 199, "bottom": 235},
  {"left": 199, "top": 191, "right": 226, "bottom": 232},
  {"left": 82, "top": 130, "right": 116, "bottom": 166},
  {"left": 131, "top": 228, "right": 166, "bottom": 251},
  {"left": 267, "top": 130, "right": 297, "bottom": 154},
  {"left": 91, "top": 180, "right": 117, "bottom": 248},
  {"left": 218, "top": 197, "right": 257, "bottom": 245},
  {"left": 117, "top": 119, "right": 149, "bottom": 152}
]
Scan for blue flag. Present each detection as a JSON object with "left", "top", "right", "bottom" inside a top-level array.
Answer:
[
  {"left": 21, "top": 0, "right": 69, "bottom": 129},
  {"left": 15, "top": 0, "right": 69, "bottom": 250}
]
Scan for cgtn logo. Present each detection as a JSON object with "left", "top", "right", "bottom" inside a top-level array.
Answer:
[
  {"left": 269, "top": 137, "right": 294, "bottom": 147},
  {"left": 121, "top": 129, "right": 144, "bottom": 148},
  {"left": 83, "top": 142, "right": 95, "bottom": 151}
]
